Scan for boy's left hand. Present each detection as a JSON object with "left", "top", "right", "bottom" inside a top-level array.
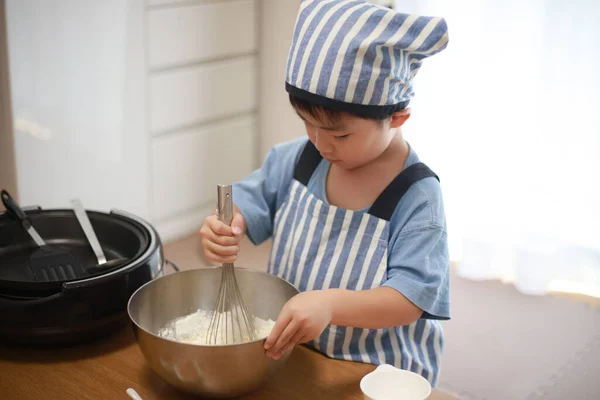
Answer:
[{"left": 264, "top": 290, "right": 333, "bottom": 359}]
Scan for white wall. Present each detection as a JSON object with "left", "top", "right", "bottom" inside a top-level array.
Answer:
[
  {"left": 147, "top": 0, "right": 258, "bottom": 241},
  {"left": 6, "top": 0, "right": 149, "bottom": 218},
  {"left": 257, "top": 0, "right": 305, "bottom": 160}
]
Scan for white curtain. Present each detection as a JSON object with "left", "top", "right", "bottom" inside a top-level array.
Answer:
[{"left": 395, "top": 0, "right": 600, "bottom": 296}]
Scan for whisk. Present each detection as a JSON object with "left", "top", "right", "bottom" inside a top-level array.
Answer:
[{"left": 207, "top": 184, "right": 257, "bottom": 345}]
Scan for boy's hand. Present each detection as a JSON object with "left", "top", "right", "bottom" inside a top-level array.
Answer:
[
  {"left": 264, "top": 291, "right": 333, "bottom": 360},
  {"left": 199, "top": 210, "right": 246, "bottom": 263}
]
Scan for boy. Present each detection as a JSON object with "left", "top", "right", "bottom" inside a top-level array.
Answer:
[{"left": 200, "top": 0, "right": 450, "bottom": 386}]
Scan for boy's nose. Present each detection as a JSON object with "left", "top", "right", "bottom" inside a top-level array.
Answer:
[{"left": 314, "top": 131, "right": 334, "bottom": 154}]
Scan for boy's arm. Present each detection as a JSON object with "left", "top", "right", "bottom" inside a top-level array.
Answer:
[
  {"left": 263, "top": 287, "right": 421, "bottom": 359},
  {"left": 328, "top": 287, "right": 422, "bottom": 328}
]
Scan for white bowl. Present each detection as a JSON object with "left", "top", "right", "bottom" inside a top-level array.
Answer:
[{"left": 360, "top": 364, "right": 432, "bottom": 400}]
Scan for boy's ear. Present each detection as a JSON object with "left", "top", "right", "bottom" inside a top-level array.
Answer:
[{"left": 389, "top": 108, "right": 411, "bottom": 128}]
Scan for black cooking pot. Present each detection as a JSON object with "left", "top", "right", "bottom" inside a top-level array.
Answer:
[{"left": 0, "top": 197, "right": 167, "bottom": 346}]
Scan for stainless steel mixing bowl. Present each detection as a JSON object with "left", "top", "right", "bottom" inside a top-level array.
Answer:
[{"left": 127, "top": 267, "right": 300, "bottom": 399}]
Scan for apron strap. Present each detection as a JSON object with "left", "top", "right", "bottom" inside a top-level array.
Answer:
[
  {"left": 293, "top": 141, "right": 439, "bottom": 221},
  {"left": 368, "top": 162, "right": 439, "bottom": 221},
  {"left": 294, "top": 140, "right": 323, "bottom": 186}
]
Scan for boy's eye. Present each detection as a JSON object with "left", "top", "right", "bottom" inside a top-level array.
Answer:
[{"left": 334, "top": 134, "right": 350, "bottom": 140}]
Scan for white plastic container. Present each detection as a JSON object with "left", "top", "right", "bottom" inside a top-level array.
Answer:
[{"left": 360, "top": 364, "right": 431, "bottom": 400}]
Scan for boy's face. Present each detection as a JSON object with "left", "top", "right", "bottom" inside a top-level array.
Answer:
[{"left": 297, "top": 109, "right": 409, "bottom": 170}]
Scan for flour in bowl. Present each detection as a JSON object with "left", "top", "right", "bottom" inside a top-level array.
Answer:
[{"left": 158, "top": 308, "right": 276, "bottom": 345}]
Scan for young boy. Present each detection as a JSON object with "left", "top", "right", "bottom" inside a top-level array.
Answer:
[{"left": 200, "top": 0, "right": 450, "bottom": 386}]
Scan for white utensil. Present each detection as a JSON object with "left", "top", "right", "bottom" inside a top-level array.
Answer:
[
  {"left": 126, "top": 388, "right": 143, "bottom": 400},
  {"left": 71, "top": 198, "right": 128, "bottom": 270},
  {"left": 360, "top": 364, "right": 431, "bottom": 400}
]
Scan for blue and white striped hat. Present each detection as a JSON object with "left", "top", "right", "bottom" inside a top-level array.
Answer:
[{"left": 285, "top": 0, "right": 449, "bottom": 118}]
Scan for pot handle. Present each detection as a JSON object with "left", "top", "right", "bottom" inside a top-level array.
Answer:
[
  {"left": 1, "top": 190, "right": 27, "bottom": 222},
  {"left": 164, "top": 259, "right": 180, "bottom": 273},
  {"left": 0, "top": 291, "right": 62, "bottom": 306}
]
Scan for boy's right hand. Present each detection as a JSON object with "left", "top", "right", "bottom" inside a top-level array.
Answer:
[{"left": 199, "top": 210, "right": 246, "bottom": 264}]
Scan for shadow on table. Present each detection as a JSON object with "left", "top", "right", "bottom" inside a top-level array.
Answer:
[{"left": 0, "top": 324, "right": 136, "bottom": 363}]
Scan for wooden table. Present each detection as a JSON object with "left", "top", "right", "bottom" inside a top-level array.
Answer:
[{"left": 0, "top": 326, "right": 458, "bottom": 399}]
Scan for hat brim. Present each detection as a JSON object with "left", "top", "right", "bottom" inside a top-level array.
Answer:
[{"left": 285, "top": 82, "right": 409, "bottom": 120}]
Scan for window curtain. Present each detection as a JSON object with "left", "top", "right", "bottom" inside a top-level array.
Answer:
[{"left": 395, "top": 0, "right": 600, "bottom": 296}]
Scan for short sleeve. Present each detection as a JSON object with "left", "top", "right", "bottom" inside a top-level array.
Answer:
[
  {"left": 382, "top": 177, "right": 451, "bottom": 320},
  {"left": 233, "top": 137, "right": 307, "bottom": 245}
]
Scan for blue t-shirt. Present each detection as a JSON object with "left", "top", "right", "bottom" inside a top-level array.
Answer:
[{"left": 233, "top": 136, "right": 450, "bottom": 320}]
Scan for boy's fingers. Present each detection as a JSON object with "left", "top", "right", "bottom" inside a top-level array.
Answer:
[
  {"left": 203, "top": 249, "right": 237, "bottom": 264},
  {"left": 210, "top": 233, "right": 240, "bottom": 247},
  {"left": 273, "top": 329, "right": 305, "bottom": 359},
  {"left": 231, "top": 213, "right": 245, "bottom": 236},
  {"left": 200, "top": 225, "right": 241, "bottom": 246},
  {"left": 298, "top": 333, "right": 313, "bottom": 344},
  {"left": 206, "top": 215, "right": 234, "bottom": 236},
  {"left": 272, "top": 342, "right": 294, "bottom": 360},
  {"left": 290, "top": 329, "right": 306, "bottom": 346},
  {"left": 264, "top": 310, "right": 293, "bottom": 351},
  {"left": 268, "top": 320, "right": 299, "bottom": 357},
  {"left": 204, "top": 241, "right": 239, "bottom": 257}
]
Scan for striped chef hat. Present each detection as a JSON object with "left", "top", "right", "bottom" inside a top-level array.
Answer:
[{"left": 285, "top": 0, "right": 449, "bottom": 119}]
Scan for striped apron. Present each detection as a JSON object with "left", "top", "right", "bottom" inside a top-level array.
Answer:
[{"left": 267, "top": 141, "right": 444, "bottom": 385}]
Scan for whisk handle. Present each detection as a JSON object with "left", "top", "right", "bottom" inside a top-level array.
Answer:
[{"left": 217, "top": 184, "right": 234, "bottom": 227}]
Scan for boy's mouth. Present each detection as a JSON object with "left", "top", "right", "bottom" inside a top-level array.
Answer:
[{"left": 321, "top": 153, "right": 338, "bottom": 162}]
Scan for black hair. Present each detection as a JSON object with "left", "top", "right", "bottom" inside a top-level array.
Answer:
[{"left": 286, "top": 83, "right": 408, "bottom": 126}]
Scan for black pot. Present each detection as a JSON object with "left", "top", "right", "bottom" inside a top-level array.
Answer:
[{"left": 0, "top": 204, "right": 165, "bottom": 346}]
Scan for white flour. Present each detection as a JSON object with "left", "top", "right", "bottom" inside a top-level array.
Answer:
[{"left": 158, "top": 308, "right": 276, "bottom": 345}]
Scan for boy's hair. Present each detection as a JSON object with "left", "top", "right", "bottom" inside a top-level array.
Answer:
[{"left": 288, "top": 94, "right": 400, "bottom": 127}]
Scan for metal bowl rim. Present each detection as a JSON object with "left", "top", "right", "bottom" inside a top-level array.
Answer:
[{"left": 127, "top": 266, "right": 299, "bottom": 348}]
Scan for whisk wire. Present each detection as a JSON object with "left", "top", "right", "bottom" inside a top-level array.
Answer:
[
  {"left": 232, "top": 270, "right": 257, "bottom": 335},
  {"left": 207, "top": 269, "right": 224, "bottom": 344}
]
